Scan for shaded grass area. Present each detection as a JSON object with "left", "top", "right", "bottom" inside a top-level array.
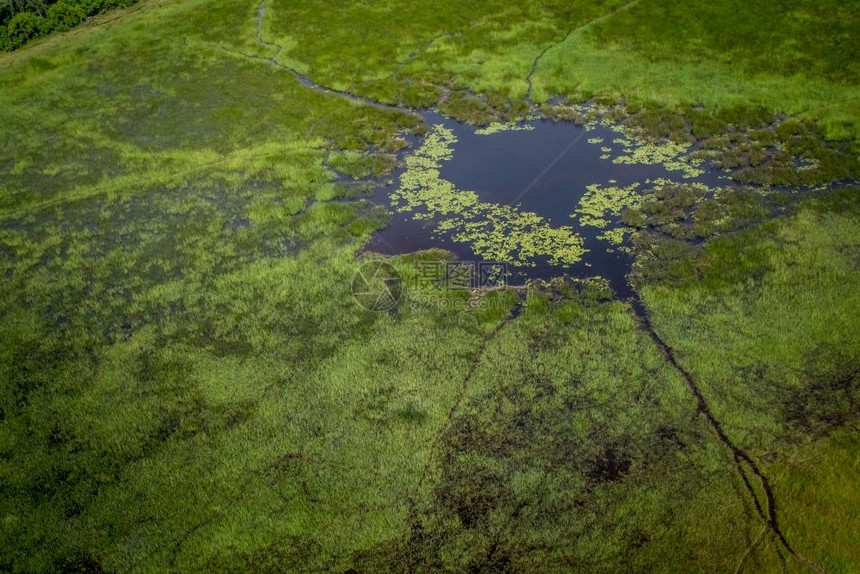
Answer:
[
  {"left": 0, "top": 278, "right": 494, "bottom": 571},
  {"left": 636, "top": 188, "right": 860, "bottom": 572},
  {"left": 352, "top": 292, "right": 793, "bottom": 572}
]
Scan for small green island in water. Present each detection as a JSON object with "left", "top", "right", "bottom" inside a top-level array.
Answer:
[{"left": 0, "top": 0, "right": 858, "bottom": 572}]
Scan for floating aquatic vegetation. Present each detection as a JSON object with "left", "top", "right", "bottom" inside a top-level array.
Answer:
[
  {"left": 475, "top": 121, "right": 536, "bottom": 135},
  {"left": 574, "top": 108, "right": 704, "bottom": 178},
  {"left": 439, "top": 207, "right": 586, "bottom": 266},
  {"left": 391, "top": 125, "right": 476, "bottom": 218},
  {"left": 544, "top": 101, "right": 626, "bottom": 132},
  {"left": 575, "top": 177, "right": 721, "bottom": 247},
  {"left": 392, "top": 125, "right": 586, "bottom": 266},
  {"left": 647, "top": 178, "right": 713, "bottom": 193},
  {"left": 597, "top": 226, "right": 632, "bottom": 246},
  {"left": 392, "top": 103, "right": 733, "bottom": 269},
  {"left": 796, "top": 157, "right": 821, "bottom": 172},
  {"left": 574, "top": 182, "right": 643, "bottom": 229},
  {"left": 612, "top": 138, "right": 704, "bottom": 178}
]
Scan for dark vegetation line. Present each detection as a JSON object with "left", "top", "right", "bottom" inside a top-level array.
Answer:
[
  {"left": 391, "top": 31, "right": 454, "bottom": 79},
  {"left": 525, "top": 0, "right": 642, "bottom": 105},
  {"left": 145, "top": 449, "right": 305, "bottom": 570},
  {"left": 388, "top": 30, "right": 461, "bottom": 108},
  {"left": 250, "top": 0, "right": 418, "bottom": 116},
  {"left": 406, "top": 293, "right": 525, "bottom": 527},
  {"left": 0, "top": 147, "right": 282, "bottom": 221},
  {"left": 627, "top": 296, "right": 828, "bottom": 574},
  {"left": 213, "top": 43, "right": 406, "bottom": 115},
  {"left": 250, "top": 0, "right": 639, "bottom": 122},
  {"left": 734, "top": 526, "right": 771, "bottom": 574}
]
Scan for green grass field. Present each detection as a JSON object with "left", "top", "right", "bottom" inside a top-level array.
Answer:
[{"left": 0, "top": 0, "right": 857, "bottom": 571}]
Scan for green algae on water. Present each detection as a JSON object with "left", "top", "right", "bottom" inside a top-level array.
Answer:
[
  {"left": 612, "top": 138, "right": 705, "bottom": 179},
  {"left": 392, "top": 125, "right": 586, "bottom": 266},
  {"left": 475, "top": 121, "right": 536, "bottom": 135},
  {"left": 574, "top": 182, "right": 644, "bottom": 229}
]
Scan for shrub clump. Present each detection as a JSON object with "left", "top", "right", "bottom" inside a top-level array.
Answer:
[{"left": 1, "top": 0, "right": 137, "bottom": 51}]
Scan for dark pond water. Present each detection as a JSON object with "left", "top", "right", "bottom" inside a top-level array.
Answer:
[{"left": 366, "top": 111, "right": 730, "bottom": 299}]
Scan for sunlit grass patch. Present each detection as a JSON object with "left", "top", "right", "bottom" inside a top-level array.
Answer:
[{"left": 532, "top": 2, "right": 860, "bottom": 140}]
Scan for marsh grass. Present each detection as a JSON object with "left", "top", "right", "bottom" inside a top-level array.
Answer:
[
  {"left": 532, "top": 2, "right": 860, "bottom": 140},
  {"left": 351, "top": 295, "right": 788, "bottom": 572},
  {"left": 0, "top": 0, "right": 858, "bottom": 570},
  {"left": 636, "top": 188, "right": 860, "bottom": 571}
]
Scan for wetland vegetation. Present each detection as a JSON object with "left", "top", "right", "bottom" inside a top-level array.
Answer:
[{"left": 0, "top": 0, "right": 857, "bottom": 572}]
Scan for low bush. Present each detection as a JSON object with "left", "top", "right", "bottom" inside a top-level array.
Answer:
[
  {"left": 45, "top": 0, "right": 86, "bottom": 32},
  {"left": 6, "top": 11, "right": 43, "bottom": 49}
]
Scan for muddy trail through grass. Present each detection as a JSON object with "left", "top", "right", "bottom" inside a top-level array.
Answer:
[{"left": 628, "top": 297, "right": 828, "bottom": 574}]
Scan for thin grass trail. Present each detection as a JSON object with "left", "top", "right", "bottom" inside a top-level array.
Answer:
[
  {"left": 525, "top": 0, "right": 643, "bottom": 106},
  {"left": 405, "top": 293, "right": 525, "bottom": 532}
]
